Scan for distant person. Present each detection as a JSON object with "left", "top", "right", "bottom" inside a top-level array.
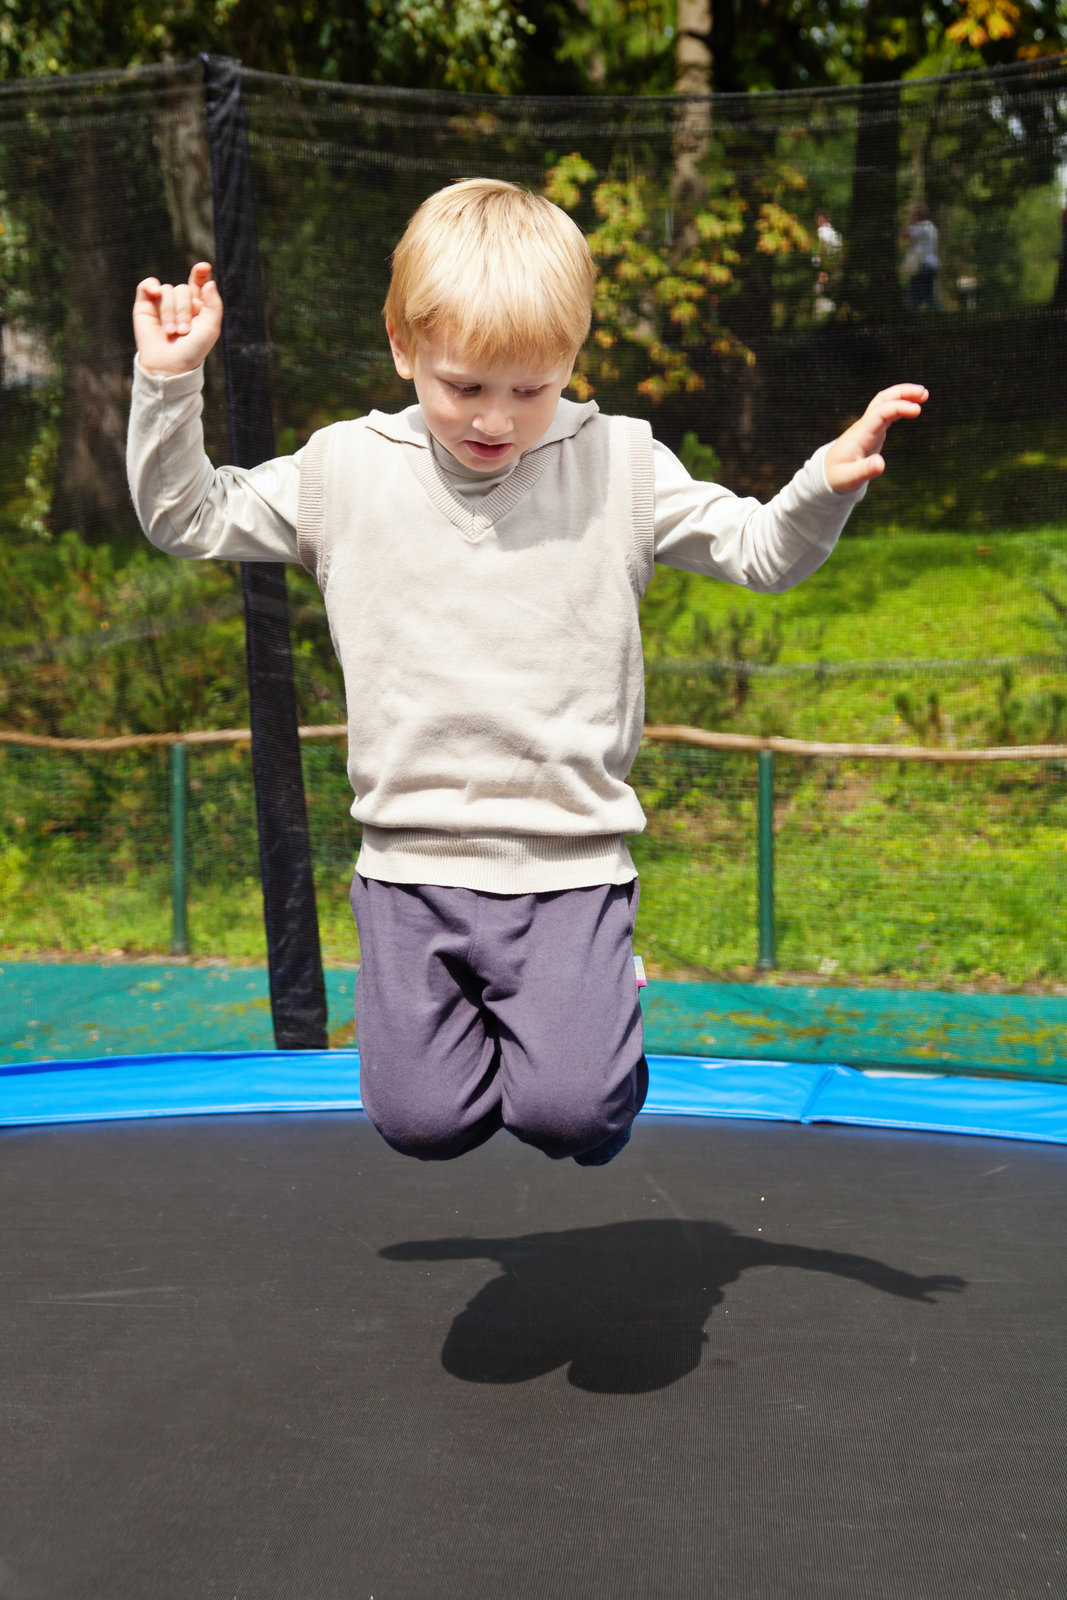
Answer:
[
  {"left": 902, "top": 203, "right": 940, "bottom": 311},
  {"left": 812, "top": 209, "right": 842, "bottom": 318},
  {"left": 127, "top": 179, "right": 927, "bottom": 1169}
]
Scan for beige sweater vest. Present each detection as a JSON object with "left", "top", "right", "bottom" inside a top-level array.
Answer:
[{"left": 297, "top": 399, "right": 655, "bottom": 893}]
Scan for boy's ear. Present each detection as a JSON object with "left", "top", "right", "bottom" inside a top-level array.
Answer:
[{"left": 387, "top": 322, "right": 414, "bottom": 380}]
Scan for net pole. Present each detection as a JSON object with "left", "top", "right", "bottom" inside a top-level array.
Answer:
[
  {"left": 170, "top": 742, "right": 189, "bottom": 957},
  {"left": 201, "top": 54, "right": 328, "bottom": 1049},
  {"left": 757, "top": 750, "right": 776, "bottom": 971}
]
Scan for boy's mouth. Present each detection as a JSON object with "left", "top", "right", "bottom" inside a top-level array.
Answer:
[{"left": 465, "top": 440, "right": 513, "bottom": 461}]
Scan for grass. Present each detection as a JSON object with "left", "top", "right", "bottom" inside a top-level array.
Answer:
[
  {"left": 0, "top": 872, "right": 363, "bottom": 967},
  {"left": 632, "top": 788, "right": 1067, "bottom": 988},
  {"left": 642, "top": 527, "right": 1067, "bottom": 746},
  {"left": 2, "top": 526, "right": 1066, "bottom": 990}
]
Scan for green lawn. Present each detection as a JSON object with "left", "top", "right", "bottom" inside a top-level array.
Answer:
[
  {"left": 2, "top": 527, "right": 1065, "bottom": 988},
  {"left": 632, "top": 791, "right": 1067, "bottom": 986},
  {"left": 642, "top": 527, "right": 1067, "bottom": 746},
  {"left": 0, "top": 871, "right": 364, "bottom": 968}
]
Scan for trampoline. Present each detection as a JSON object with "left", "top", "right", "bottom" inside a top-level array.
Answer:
[
  {"left": 1, "top": 1048, "right": 1066, "bottom": 1598},
  {"left": 2, "top": 51, "right": 1067, "bottom": 1598}
]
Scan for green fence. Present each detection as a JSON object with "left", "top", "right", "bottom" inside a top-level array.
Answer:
[
  {"left": 2, "top": 725, "right": 1066, "bottom": 987},
  {"left": 0, "top": 728, "right": 358, "bottom": 966}
]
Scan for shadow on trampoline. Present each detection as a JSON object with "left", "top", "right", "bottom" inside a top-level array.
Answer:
[{"left": 381, "top": 1218, "right": 966, "bottom": 1394}]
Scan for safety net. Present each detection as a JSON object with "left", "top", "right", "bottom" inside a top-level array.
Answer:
[{"left": 0, "top": 56, "right": 1065, "bottom": 1077}]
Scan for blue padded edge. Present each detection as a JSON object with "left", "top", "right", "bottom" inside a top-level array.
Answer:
[
  {"left": 805, "top": 1064, "right": 1067, "bottom": 1144},
  {"left": 640, "top": 1056, "right": 1067, "bottom": 1144},
  {"left": 2, "top": 1050, "right": 1067, "bottom": 1144},
  {"left": 641, "top": 1055, "right": 831, "bottom": 1122},
  {"left": 0, "top": 1050, "right": 362, "bottom": 1127}
]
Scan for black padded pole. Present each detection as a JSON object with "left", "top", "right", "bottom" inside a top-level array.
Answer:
[{"left": 202, "top": 54, "right": 328, "bottom": 1050}]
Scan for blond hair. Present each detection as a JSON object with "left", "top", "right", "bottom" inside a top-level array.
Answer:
[{"left": 384, "top": 178, "right": 596, "bottom": 369}]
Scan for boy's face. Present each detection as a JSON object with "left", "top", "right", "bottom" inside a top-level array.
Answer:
[{"left": 388, "top": 327, "right": 575, "bottom": 473}]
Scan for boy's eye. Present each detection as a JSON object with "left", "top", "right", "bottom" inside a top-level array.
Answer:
[
  {"left": 451, "top": 384, "right": 480, "bottom": 395},
  {"left": 516, "top": 388, "right": 545, "bottom": 398}
]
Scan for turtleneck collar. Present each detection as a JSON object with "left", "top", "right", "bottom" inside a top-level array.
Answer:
[{"left": 430, "top": 434, "right": 517, "bottom": 487}]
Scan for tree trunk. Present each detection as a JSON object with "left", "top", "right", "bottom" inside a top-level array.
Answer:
[
  {"left": 841, "top": 78, "right": 903, "bottom": 320},
  {"left": 840, "top": 0, "right": 925, "bottom": 321},
  {"left": 156, "top": 94, "right": 216, "bottom": 265},
  {"left": 154, "top": 86, "right": 229, "bottom": 456},
  {"left": 672, "top": 0, "right": 713, "bottom": 234},
  {"left": 50, "top": 128, "right": 136, "bottom": 540}
]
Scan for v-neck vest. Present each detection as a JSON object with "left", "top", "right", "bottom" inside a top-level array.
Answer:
[{"left": 297, "top": 401, "right": 656, "bottom": 893}]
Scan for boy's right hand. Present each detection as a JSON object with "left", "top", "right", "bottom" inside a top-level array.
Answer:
[{"left": 132, "top": 261, "right": 223, "bottom": 377}]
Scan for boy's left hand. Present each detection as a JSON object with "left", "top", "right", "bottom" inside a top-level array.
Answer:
[{"left": 824, "top": 384, "right": 929, "bottom": 494}]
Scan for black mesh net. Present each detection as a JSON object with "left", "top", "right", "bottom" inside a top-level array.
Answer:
[
  {"left": 233, "top": 58, "right": 1067, "bottom": 519},
  {"left": 0, "top": 57, "right": 1065, "bottom": 1069}
]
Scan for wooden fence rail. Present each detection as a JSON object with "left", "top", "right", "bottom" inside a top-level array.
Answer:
[
  {"left": 3, "top": 724, "right": 1067, "bottom": 761},
  {"left": 3, "top": 722, "right": 1065, "bottom": 966}
]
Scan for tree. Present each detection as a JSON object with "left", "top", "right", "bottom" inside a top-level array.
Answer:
[
  {"left": 1, "top": 0, "right": 1064, "bottom": 545},
  {"left": 0, "top": 0, "right": 574, "bottom": 94},
  {"left": 837, "top": 0, "right": 925, "bottom": 321}
]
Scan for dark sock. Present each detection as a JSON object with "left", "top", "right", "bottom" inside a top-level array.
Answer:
[{"left": 573, "top": 1121, "right": 633, "bottom": 1167}]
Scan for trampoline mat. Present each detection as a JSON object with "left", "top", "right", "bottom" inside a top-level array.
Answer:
[{"left": 0, "top": 1112, "right": 1064, "bottom": 1600}]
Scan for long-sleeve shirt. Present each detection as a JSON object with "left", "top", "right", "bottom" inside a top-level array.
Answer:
[{"left": 128, "top": 361, "right": 865, "bottom": 892}]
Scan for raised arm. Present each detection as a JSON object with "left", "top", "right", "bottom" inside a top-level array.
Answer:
[
  {"left": 127, "top": 262, "right": 301, "bottom": 563},
  {"left": 653, "top": 384, "right": 928, "bottom": 592}
]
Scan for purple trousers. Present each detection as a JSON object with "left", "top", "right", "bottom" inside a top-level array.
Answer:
[{"left": 350, "top": 874, "right": 647, "bottom": 1161}]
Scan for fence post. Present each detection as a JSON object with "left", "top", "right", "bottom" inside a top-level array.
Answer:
[
  {"left": 757, "top": 749, "right": 776, "bottom": 971},
  {"left": 170, "top": 741, "right": 189, "bottom": 957}
]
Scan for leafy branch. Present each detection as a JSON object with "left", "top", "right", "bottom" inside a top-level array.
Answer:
[{"left": 544, "top": 149, "right": 814, "bottom": 403}]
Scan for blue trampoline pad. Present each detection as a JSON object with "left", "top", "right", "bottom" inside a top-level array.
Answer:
[
  {"left": 642, "top": 1057, "right": 1067, "bottom": 1143},
  {"left": 3, "top": 1049, "right": 1067, "bottom": 1145},
  {"left": 0, "top": 1050, "right": 362, "bottom": 1125},
  {"left": 805, "top": 1064, "right": 1067, "bottom": 1143}
]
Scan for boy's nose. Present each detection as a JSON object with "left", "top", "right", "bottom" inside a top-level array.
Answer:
[{"left": 473, "top": 405, "right": 511, "bottom": 437}]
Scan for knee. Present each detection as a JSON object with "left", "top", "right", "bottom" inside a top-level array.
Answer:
[
  {"left": 504, "top": 1082, "right": 626, "bottom": 1161},
  {"left": 359, "top": 1068, "right": 497, "bottom": 1162},
  {"left": 375, "top": 1120, "right": 456, "bottom": 1161},
  {"left": 366, "top": 1104, "right": 478, "bottom": 1161},
  {"left": 361, "top": 1084, "right": 464, "bottom": 1160},
  {"left": 503, "top": 1048, "right": 646, "bottom": 1160}
]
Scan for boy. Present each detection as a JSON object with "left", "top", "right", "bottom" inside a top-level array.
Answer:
[{"left": 128, "top": 178, "right": 926, "bottom": 1167}]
